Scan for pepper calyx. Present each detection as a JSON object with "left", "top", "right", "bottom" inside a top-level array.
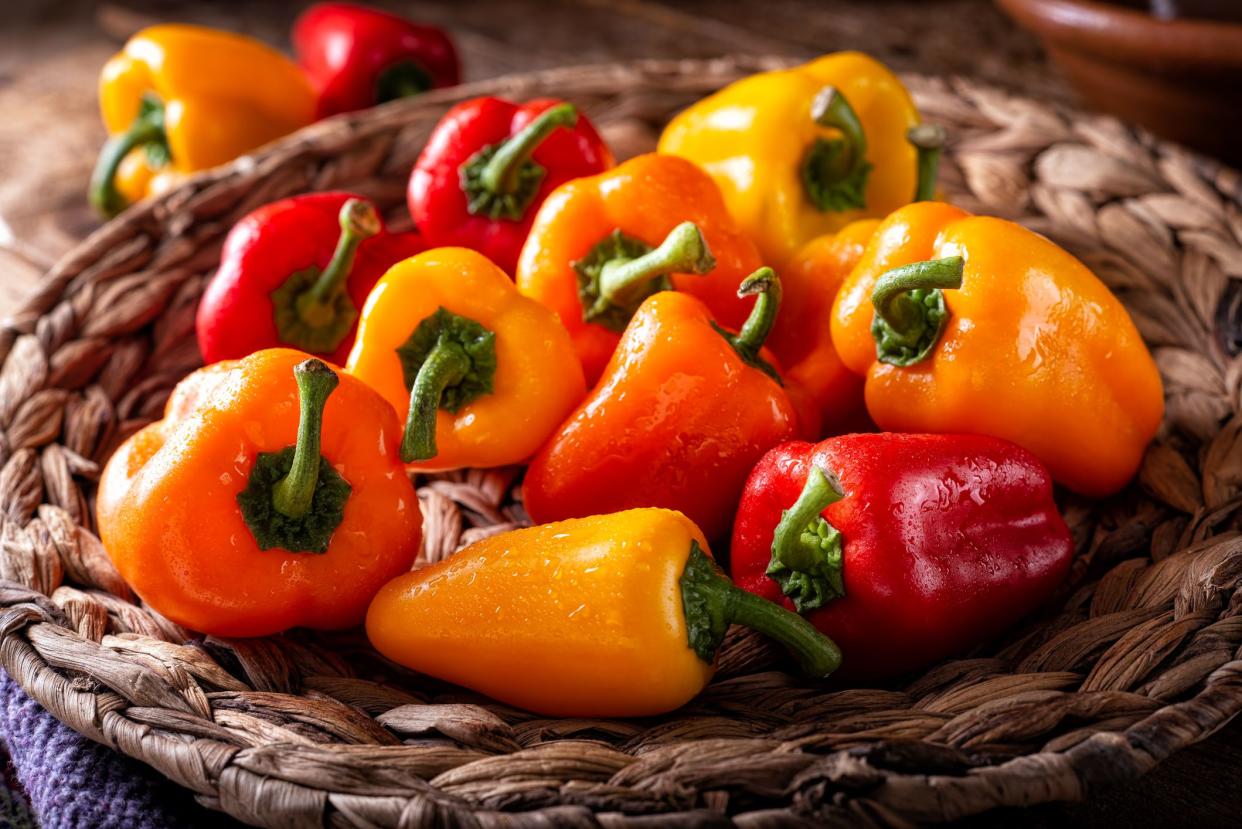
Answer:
[
  {"left": 237, "top": 359, "right": 351, "bottom": 553},
  {"left": 459, "top": 103, "right": 578, "bottom": 221},
  {"left": 575, "top": 221, "right": 715, "bottom": 333},
  {"left": 89, "top": 92, "right": 170, "bottom": 218},
  {"left": 870, "top": 255, "right": 964, "bottom": 366},
  {"left": 270, "top": 199, "right": 379, "bottom": 354},
  {"left": 680, "top": 541, "right": 842, "bottom": 677},
  {"left": 908, "top": 124, "right": 947, "bottom": 203},
  {"left": 801, "top": 86, "right": 872, "bottom": 213},
  {"left": 766, "top": 466, "right": 846, "bottom": 612},
  {"left": 713, "top": 267, "right": 782, "bottom": 384},
  {"left": 376, "top": 60, "right": 432, "bottom": 103},
  {"left": 396, "top": 307, "right": 497, "bottom": 462}
]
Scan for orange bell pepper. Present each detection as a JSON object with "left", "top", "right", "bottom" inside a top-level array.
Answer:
[
  {"left": 515, "top": 153, "right": 765, "bottom": 384},
  {"left": 346, "top": 247, "right": 585, "bottom": 470},
  {"left": 831, "top": 201, "right": 1164, "bottom": 496},
  {"left": 524, "top": 269, "right": 799, "bottom": 541},
  {"left": 367, "top": 508, "right": 841, "bottom": 717},
  {"left": 96, "top": 350, "right": 421, "bottom": 636}
]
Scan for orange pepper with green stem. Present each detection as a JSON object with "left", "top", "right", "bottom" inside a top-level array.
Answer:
[
  {"left": 367, "top": 508, "right": 842, "bottom": 717},
  {"left": 96, "top": 350, "right": 421, "bottom": 637},
  {"left": 346, "top": 247, "right": 585, "bottom": 470},
  {"left": 515, "top": 153, "right": 765, "bottom": 385},
  {"left": 830, "top": 201, "right": 1164, "bottom": 496},
  {"left": 658, "top": 52, "right": 923, "bottom": 267},
  {"left": 91, "top": 24, "right": 316, "bottom": 217}
]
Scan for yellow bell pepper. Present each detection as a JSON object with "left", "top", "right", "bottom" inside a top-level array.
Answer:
[
  {"left": 367, "top": 508, "right": 841, "bottom": 717},
  {"left": 91, "top": 24, "right": 316, "bottom": 217},
  {"left": 658, "top": 52, "right": 924, "bottom": 267}
]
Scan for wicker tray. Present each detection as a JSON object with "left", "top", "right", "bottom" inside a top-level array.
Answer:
[{"left": 1, "top": 56, "right": 1240, "bottom": 827}]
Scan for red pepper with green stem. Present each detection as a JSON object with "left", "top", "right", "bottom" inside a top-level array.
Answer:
[
  {"left": 293, "top": 3, "right": 460, "bottom": 118},
  {"left": 196, "top": 192, "right": 425, "bottom": 365},
  {"left": 408, "top": 97, "right": 613, "bottom": 274},
  {"left": 730, "top": 433, "right": 1073, "bottom": 679}
]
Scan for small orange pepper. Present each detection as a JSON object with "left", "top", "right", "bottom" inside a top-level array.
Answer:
[
  {"left": 367, "top": 508, "right": 841, "bottom": 717},
  {"left": 515, "top": 153, "right": 765, "bottom": 384},
  {"left": 346, "top": 248, "right": 585, "bottom": 470},
  {"left": 97, "top": 349, "right": 421, "bottom": 637},
  {"left": 524, "top": 269, "right": 799, "bottom": 542},
  {"left": 831, "top": 201, "right": 1164, "bottom": 496}
]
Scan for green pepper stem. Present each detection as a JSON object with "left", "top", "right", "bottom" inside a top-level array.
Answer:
[
  {"left": 811, "top": 86, "right": 867, "bottom": 178},
  {"left": 376, "top": 60, "right": 432, "bottom": 103},
  {"left": 871, "top": 256, "right": 964, "bottom": 348},
  {"left": 88, "top": 102, "right": 166, "bottom": 218},
  {"left": 597, "top": 221, "right": 715, "bottom": 308},
  {"left": 730, "top": 268, "right": 781, "bottom": 356},
  {"left": 479, "top": 103, "right": 578, "bottom": 195},
  {"left": 401, "top": 339, "right": 471, "bottom": 462},
  {"left": 771, "top": 467, "right": 844, "bottom": 573},
  {"left": 681, "top": 542, "right": 842, "bottom": 678},
  {"left": 908, "top": 124, "right": 947, "bottom": 203},
  {"left": 272, "top": 360, "right": 339, "bottom": 519},
  {"left": 297, "top": 199, "right": 380, "bottom": 327}
]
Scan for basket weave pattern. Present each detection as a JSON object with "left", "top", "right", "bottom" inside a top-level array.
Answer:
[{"left": 0, "top": 58, "right": 1240, "bottom": 826}]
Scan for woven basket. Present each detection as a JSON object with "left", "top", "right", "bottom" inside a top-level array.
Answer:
[{"left": 2, "top": 56, "right": 1241, "bottom": 827}]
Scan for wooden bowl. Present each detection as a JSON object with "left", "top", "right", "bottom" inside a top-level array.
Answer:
[{"left": 997, "top": 0, "right": 1242, "bottom": 164}]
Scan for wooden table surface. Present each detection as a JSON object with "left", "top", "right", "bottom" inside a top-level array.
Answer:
[{"left": 0, "top": 1, "right": 1238, "bottom": 826}]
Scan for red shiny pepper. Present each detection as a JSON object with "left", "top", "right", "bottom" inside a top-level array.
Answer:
[
  {"left": 524, "top": 268, "right": 799, "bottom": 542},
  {"left": 196, "top": 192, "right": 425, "bottom": 366},
  {"left": 293, "top": 2, "right": 460, "bottom": 118},
  {"left": 731, "top": 433, "right": 1073, "bottom": 679},
  {"left": 408, "top": 97, "right": 613, "bottom": 274}
]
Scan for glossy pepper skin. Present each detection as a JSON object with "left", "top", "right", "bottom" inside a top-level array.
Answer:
[
  {"left": 408, "top": 97, "right": 612, "bottom": 274},
  {"left": 772, "top": 219, "right": 877, "bottom": 437},
  {"left": 368, "top": 508, "right": 841, "bottom": 717},
  {"left": 196, "top": 192, "right": 426, "bottom": 366},
  {"left": 658, "top": 52, "right": 921, "bottom": 267},
  {"left": 524, "top": 269, "right": 798, "bottom": 542},
  {"left": 516, "top": 153, "right": 765, "bottom": 384},
  {"left": 347, "top": 247, "right": 585, "bottom": 470},
  {"left": 97, "top": 349, "right": 421, "bottom": 637},
  {"left": 831, "top": 201, "right": 1164, "bottom": 496},
  {"left": 293, "top": 2, "right": 460, "bottom": 118},
  {"left": 731, "top": 433, "right": 1073, "bottom": 679},
  {"left": 91, "top": 24, "right": 316, "bottom": 217}
]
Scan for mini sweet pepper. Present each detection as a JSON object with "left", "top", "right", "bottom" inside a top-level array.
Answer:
[
  {"left": 731, "top": 433, "right": 1073, "bottom": 679},
  {"left": 96, "top": 350, "right": 421, "bottom": 637},
  {"left": 368, "top": 508, "right": 842, "bottom": 717},
  {"left": 524, "top": 269, "right": 798, "bottom": 541},
  {"left": 91, "top": 24, "right": 316, "bottom": 217},
  {"left": 196, "top": 192, "right": 426, "bottom": 366},
  {"left": 515, "top": 153, "right": 766, "bottom": 384},
  {"left": 293, "top": 2, "right": 460, "bottom": 118},
  {"left": 830, "top": 201, "right": 1164, "bottom": 496},
  {"left": 408, "top": 97, "right": 612, "bottom": 274},
  {"left": 346, "top": 247, "right": 586, "bottom": 470},
  {"left": 658, "top": 52, "right": 922, "bottom": 266}
]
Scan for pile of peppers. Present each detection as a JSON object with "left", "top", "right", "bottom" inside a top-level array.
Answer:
[{"left": 95, "top": 43, "right": 1168, "bottom": 719}]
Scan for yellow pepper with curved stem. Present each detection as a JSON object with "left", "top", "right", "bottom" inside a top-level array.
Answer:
[
  {"left": 91, "top": 24, "right": 316, "bottom": 217},
  {"left": 658, "top": 52, "right": 924, "bottom": 267},
  {"left": 346, "top": 247, "right": 586, "bottom": 471}
]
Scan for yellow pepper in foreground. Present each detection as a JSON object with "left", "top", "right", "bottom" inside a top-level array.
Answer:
[
  {"left": 367, "top": 509, "right": 841, "bottom": 717},
  {"left": 91, "top": 24, "right": 316, "bottom": 216},
  {"left": 658, "top": 52, "right": 923, "bottom": 267}
]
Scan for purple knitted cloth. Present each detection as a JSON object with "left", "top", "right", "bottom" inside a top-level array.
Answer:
[{"left": 0, "top": 670, "right": 243, "bottom": 829}]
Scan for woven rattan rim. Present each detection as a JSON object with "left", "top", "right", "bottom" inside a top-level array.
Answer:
[{"left": 1, "top": 56, "right": 1241, "bottom": 827}]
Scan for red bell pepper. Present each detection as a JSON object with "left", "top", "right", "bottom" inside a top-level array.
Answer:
[
  {"left": 408, "top": 97, "right": 613, "bottom": 275},
  {"left": 196, "top": 192, "right": 425, "bottom": 366},
  {"left": 293, "top": 2, "right": 460, "bottom": 118},
  {"left": 731, "top": 433, "right": 1073, "bottom": 679}
]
